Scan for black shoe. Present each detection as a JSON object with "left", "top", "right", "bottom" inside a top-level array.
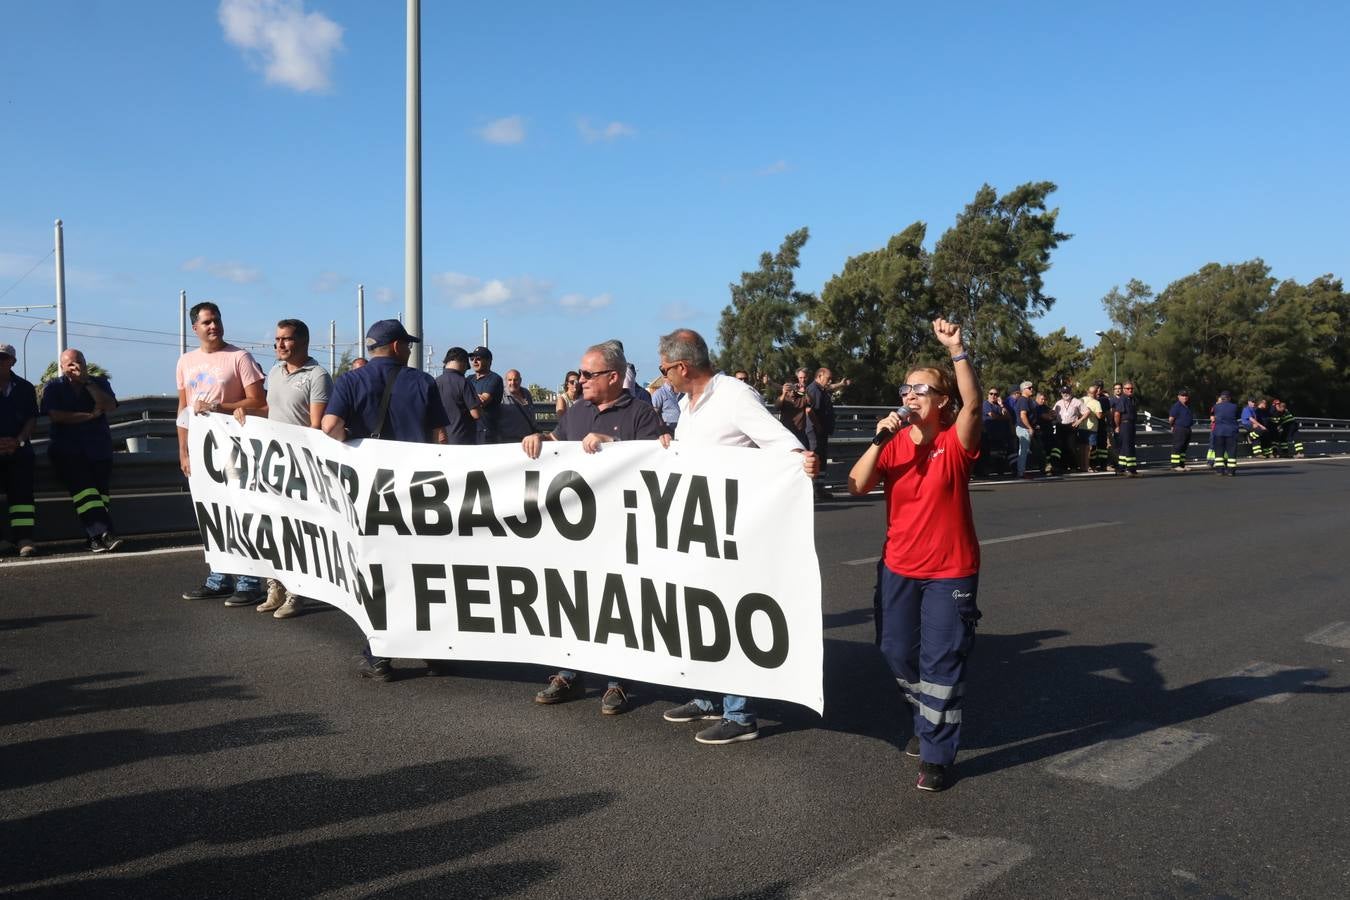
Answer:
[
  {"left": 535, "top": 673, "right": 585, "bottom": 704},
  {"left": 182, "top": 583, "right": 234, "bottom": 600},
  {"left": 662, "top": 700, "right": 722, "bottom": 723},
  {"left": 904, "top": 736, "right": 921, "bottom": 758},
  {"left": 100, "top": 534, "right": 124, "bottom": 553},
  {"left": 223, "top": 591, "right": 262, "bottom": 607},
  {"left": 695, "top": 718, "right": 759, "bottom": 744},
  {"left": 357, "top": 657, "right": 395, "bottom": 682},
  {"left": 88, "top": 537, "right": 108, "bottom": 554},
  {"left": 916, "top": 761, "right": 950, "bottom": 792}
]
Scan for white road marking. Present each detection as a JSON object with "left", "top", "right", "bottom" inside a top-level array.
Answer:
[
  {"left": 1213, "top": 661, "right": 1315, "bottom": 704},
  {"left": 1044, "top": 723, "right": 1217, "bottom": 790},
  {"left": 0, "top": 545, "right": 201, "bottom": 569},
  {"left": 841, "top": 520, "right": 1123, "bottom": 565},
  {"left": 793, "top": 827, "right": 1033, "bottom": 900},
  {"left": 1305, "top": 622, "right": 1350, "bottom": 650}
]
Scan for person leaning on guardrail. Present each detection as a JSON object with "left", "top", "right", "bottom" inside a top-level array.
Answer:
[
  {"left": 0, "top": 341, "right": 39, "bottom": 558},
  {"left": 176, "top": 301, "right": 267, "bottom": 603},
  {"left": 845, "top": 318, "right": 983, "bottom": 794},
  {"left": 1270, "top": 398, "right": 1305, "bottom": 458},
  {"left": 233, "top": 318, "right": 332, "bottom": 619},
  {"left": 39, "top": 348, "right": 122, "bottom": 553}
]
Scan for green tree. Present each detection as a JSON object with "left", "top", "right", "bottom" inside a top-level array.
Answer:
[
  {"left": 332, "top": 348, "right": 356, "bottom": 378},
  {"left": 929, "top": 182, "right": 1071, "bottom": 390},
  {"left": 1036, "top": 327, "right": 1089, "bottom": 390},
  {"left": 715, "top": 228, "right": 814, "bottom": 381},
  {"left": 802, "top": 222, "right": 934, "bottom": 403}
]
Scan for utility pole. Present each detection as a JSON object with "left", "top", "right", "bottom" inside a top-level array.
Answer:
[
  {"left": 53, "top": 219, "right": 68, "bottom": 355},
  {"left": 357, "top": 283, "right": 366, "bottom": 353},
  {"left": 403, "top": 0, "right": 423, "bottom": 341},
  {"left": 329, "top": 320, "right": 337, "bottom": 374},
  {"left": 179, "top": 290, "right": 187, "bottom": 354}
]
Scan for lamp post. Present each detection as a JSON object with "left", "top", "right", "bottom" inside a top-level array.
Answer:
[
  {"left": 22, "top": 318, "right": 56, "bottom": 380},
  {"left": 1094, "top": 330, "right": 1118, "bottom": 384}
]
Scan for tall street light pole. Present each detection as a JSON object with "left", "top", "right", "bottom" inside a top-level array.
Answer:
[
  {"left": 1094, "top": 330, "right": 1118, "bottom": 384},
  {"left": 23, "top": 318, "right": 56, "bottom": 380},
  {"left": 404, "top": 0, "right": 423, "bottom": 342}
]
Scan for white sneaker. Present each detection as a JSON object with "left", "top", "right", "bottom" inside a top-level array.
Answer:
[{"left": 274, "top": 594, "right": 304, "bottom": 619}]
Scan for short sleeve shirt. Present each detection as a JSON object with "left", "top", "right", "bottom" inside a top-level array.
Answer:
[
  {"left": 176, "top": 344, "right": 264, "bottom": 407},
  {"left": 553, "top": 393, "right": 664, "bottom": 442},
  {"left": 1080, "top": 396, "right": 1102, "bottom": 431},
  {"left": 327, "top": 357, "right": 449, "bottom": 443},
  {"left": 265, "top": 358, "right": 331, "bottom": 428},
  {"left": 40, "top": 375, "right": 117, "bottom": 459},
  {"left": 1212, "top": 402, "right": 1239, "bottom": 437},
  {"left": 1054, "top": 397, "right": 1084, "bottom": 425},
  {"left": 878, "top": 425, "right": 980, "bottom": 579},
  {"left": 1169, "top": 402, "right": 1194, "bottom": 430},
  {"left": 1014, "top": 395, "right": 1035, "bottom": 429},
  {"left": 434, "top": 369, "right": 482, "bottom": 445},
  {"left": 471, "top": 371, "right": 504, "bottom": 437}
]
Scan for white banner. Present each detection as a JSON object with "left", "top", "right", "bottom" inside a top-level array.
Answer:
[{"left": 187, "top": 415, "right": 824, "bottom": 713}]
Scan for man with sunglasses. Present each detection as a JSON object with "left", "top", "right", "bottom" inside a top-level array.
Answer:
[
  {"left": 656, "top": 328, "right": 819, "bottom": 745},
  {"left": 1114, "top": 382, "right": 1140, "bottom": 476},
  {"left": 469, "top": 346, "right": 504, "bottom": 444},
  {"left": 520, "top": 339, "right": 664, "bottom": 715}
]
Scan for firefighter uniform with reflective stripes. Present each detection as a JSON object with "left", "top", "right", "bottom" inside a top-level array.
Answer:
[
  {"left": 1115, "top": 390, "right": 1139, "bottom": 474},
  {"left": 1168, "top": 395, "right": 1194, "bottom": 470},
  {"left": 1211, "top": 397, "right": 1240, "bottom": 475},
  {"left": 40, "top": 375, "right": 118, "bottom": 541},
  {"left": 1270, "top": 402, "right": 1304, "bottom": 457},
  {"left": 0, "top": 370, "right": 39, "bottom": 548}
]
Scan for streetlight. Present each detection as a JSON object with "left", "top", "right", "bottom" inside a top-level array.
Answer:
[
  {"left": 1094, "top": 330, "right": 1118, "bottom": 384},
  {"left": 22, "top": 319, "right": 56, "bottom": 380}
]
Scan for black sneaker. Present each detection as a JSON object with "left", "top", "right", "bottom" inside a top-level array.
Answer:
[
  {"left": 182, "top": 583, "right": 234, "bottom": 600},
  {"left": 534, "top": 673, "right": 585, "bottom": 704},
  {"left": 88, "top": 537, "right": 107, "bottom": 554},
  {"left": 916, "top": 761, "right": 950, "bottom": 792},
  {"left": 904, "top": 736, "right": 921, "bottom": 758},
  {"left": 223, "top": 591, "right": 262, "bottom": 608},
  {"left": 662, "top": 700, "right": 721, "bottom": 723},
  {"left": 695, "top": 718, "right": 759, "bottom": 745},
  {"left": 600, "top": 685, "right": 629, "bottom": 716},
  {"left": 101, "top": 534, "right": 124, "bottom": 553},
  {"left": 357, "top": 657, "right": 395, "bottom": 682}
]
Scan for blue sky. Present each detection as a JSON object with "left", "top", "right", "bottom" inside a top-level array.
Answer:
[{"left": 2, "top": 1, "right": 1348, "bottom": 395}]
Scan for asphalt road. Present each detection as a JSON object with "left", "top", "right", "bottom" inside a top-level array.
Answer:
[{"left": 3, "top": 458, "right": 1348, "bottom": 899}]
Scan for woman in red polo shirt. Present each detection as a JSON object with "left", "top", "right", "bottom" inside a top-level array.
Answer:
[{"left": 848, "top": 318, "right": 983, "bottom": 793}]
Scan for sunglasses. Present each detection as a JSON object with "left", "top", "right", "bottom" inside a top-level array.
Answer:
[
  {"left": 578, "top": 369, "right": 614, "bottom": 380},
  {"left": 658, "top": 361, "right": 685, "bottom": 377},
  {"left": 899, "top": 384, "right": 942, "bottom": 397}
]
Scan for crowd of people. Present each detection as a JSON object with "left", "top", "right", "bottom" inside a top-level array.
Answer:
[{"left": 977, "top": 379, "right": 1308, "bottom": 480}]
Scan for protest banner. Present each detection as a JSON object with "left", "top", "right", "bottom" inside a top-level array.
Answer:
[{"left": 187, "top": 414, "right": 825, "bottom": 712}]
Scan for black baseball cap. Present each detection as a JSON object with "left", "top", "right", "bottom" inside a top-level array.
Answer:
[
  {"left": 365, "top": 319, "right": 419, "bottom": 350},
  {"left": 469, "top": 345, "right": 492, "bottom": 360}
]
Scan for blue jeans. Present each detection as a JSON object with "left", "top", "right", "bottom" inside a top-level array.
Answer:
[
  {"left": 689, "top": 694, "right": 753, "bottom": 726},
  {"left": 558, "top": 669, "right": 621, "bottom": 689},
  {"left": 204, "top": 571, "right": 262, "bottom": 594},
  {"left": 1015, "top": 426, "right": 1032, "bottom": 476}
]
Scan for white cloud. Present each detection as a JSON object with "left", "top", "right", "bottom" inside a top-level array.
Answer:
[
  {"left": 181, "top": 256, "right": 264, "bottom": 284},
  {"left": 218, "top": 0, "right": 344, "bottom": 93},
  {"left": 310, "top": 270, "right": 345, "bottom": 293},
  {"left": 659, "top": 301, "right": 702, "bottom": 322},
  {"left": 559, "top": 292, "right": 613, "bottom": 312},
  {"left": 577, "top": 118, "right": 636, "bottom": 143},
  {"left": 756, "top": 160, "right": 791, "bottom": 176},
  {"left": 476, "top": 115, "right": 526, "bottom": 145},
  {"left": 374, "top": 287, "right": 397, "bottom": 304}
]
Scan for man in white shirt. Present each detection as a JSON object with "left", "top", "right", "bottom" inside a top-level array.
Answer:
[{"left": 653, "top": 328, "right": 818, "bottom": 745}]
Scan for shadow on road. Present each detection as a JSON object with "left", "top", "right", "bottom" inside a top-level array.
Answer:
[
  {"left": 0, "top": 614, "right": 98, "bottom": 632},
  {"left": 366, "top": 860, "right": 563, "bottom": 899},
  {"left": 0, "top": 713, "right": 335, "bottom": 791},
  {"left": 0, "top": 672, "right": 256, "bottom": 728},
  {"left": 3, "top": 756, "right": 611, "bottom": 895}
]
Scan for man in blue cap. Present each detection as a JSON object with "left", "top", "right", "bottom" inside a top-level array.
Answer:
[{"left": 324, "top": 319, "right": 450, "bottom": 681}]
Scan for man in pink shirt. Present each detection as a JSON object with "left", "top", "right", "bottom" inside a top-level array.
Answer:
[{"left": 175, "top": 301, "right": 266, "bottom": 604}]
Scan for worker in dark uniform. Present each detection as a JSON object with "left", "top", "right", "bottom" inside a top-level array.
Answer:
[
  {"left": 1269, "top": 398, "right": 1304, "bottom": 458},
  {"left": 0, "top": 341, "right": 39, "bottom": 557},
  {"left": 1211, "top": 390, "right": 1240, "bottom": 476},
  {"left": 1167, "top": 388, "right": 1194, "bottom": 472},
  {"left": 323, "top": 319, "right": 450, "bottom": 682},
  {"left": 1114, "top": 381, "right": 1139, "bottom": 476},
  {"left": 1252, "top": 398, "right": 1273, "bottom": 457},
  {"left": 40, "top": 348, "right": 123, "bottom": 552},
  {"left": 1239, "top": 398, "right": 1264, "bottom": 458}
]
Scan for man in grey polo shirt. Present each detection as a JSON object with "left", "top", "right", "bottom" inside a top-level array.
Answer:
[
  {"left": 521, "top": 338, "right": 664, "bottom": 715},
  {"left": 234, "top": 318, "right": 332, "bottom": 618}
]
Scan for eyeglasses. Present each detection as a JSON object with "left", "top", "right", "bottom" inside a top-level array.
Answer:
[
  {"left": 578, "top": 369, "right": 614, "bottom": 380},
  {"left": 658, "top": 361, "right": 685, "bottom": 377},
  {"left": 565, "top": 379, "right": 578, "bottom": 385},
  {"left": 899, "top": 383, "right": 943, "bottom": 397}
]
